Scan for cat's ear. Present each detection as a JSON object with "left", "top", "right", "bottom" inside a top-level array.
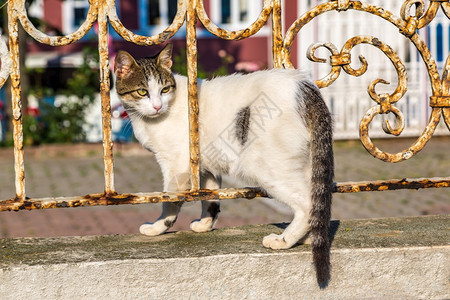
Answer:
[
  {"left": 114, "top": 51, "right": 137, "bottom": 79},
  {"left": 156, "top": 44, "right": 173, "bottom": 69}
]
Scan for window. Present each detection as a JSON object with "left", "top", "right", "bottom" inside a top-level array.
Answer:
[
  {"left": 148, "top": 0, "right": 161, "bottom": 25},
  {"left": 211, "top": 0, "right": 263, "bottom": 30},
  {"left": 138, "top": 0, "right": 181, "bottom": 36},
  {"left": 28, "top": 0, "right": 44, "bottom": 19},
  {"left": 146, "top": 0, "right": 178, "bottom": 26},
  {"left": 168, "top": 0, "right": 178, "bottom": 23},
  {"left": 74, "top": 5, "right": 88, "bottom": 27},
  {"left": 220, "top": 0, "right": 248, "bottom": 23},
  {"left": 221, "top": 0, "right": 231, "bottom": 23},
  {"left": 239, "top": 0, "right": 248, "bottom": 22},
  {"left": 62, "top": 0, "right": 90, "bottom": 34},
  {"left": 436, "top": 23, "right": 443, "bottom": 62}
]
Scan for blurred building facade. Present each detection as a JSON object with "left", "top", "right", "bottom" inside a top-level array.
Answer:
[{"left": 3, "top": 0, "right": 448, "bottom": 142}]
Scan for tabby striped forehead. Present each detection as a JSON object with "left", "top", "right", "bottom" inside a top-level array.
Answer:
[{"left": 136, "top": 57, "right": 176, "bottom": 86}]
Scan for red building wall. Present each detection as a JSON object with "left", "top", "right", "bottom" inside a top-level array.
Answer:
[
  {"left": 43, "top": 0, "right": 62, "bottom": 32},
  {"left": 120, "top": 0, "right": 139, "bottom": 30},
  {"left": 31, "top": 0, "right": 278, "bottom": 73},
  {"left": 284, "top": 0, "right": 298, "bottom": 67}
]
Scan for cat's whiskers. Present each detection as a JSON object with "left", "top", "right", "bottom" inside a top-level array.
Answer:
[
  {"left": 121, "top": 118, "right": 134, "bottom": 137},
  {"left": 127, "top": 110, "right": 146, "bottom": 123}
]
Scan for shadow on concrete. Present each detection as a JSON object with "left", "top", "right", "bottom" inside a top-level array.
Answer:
[{"left": 273, "top": 219, "right": 340, "bottom": 247}]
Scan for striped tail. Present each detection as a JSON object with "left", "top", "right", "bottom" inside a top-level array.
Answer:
[{"left": 297, "top": 80, "right": 334, "bottom": 287}]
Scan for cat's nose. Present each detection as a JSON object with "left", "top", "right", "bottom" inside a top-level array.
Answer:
[{"left": 153, "top": 102, "right": 162, "bottom": 111}]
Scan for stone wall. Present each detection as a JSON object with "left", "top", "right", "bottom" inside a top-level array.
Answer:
[{"left": 1, "top": 215, "right": 449, "bottom": 299}]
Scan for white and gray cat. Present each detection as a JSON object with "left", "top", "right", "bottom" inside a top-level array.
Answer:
[{"left": 114, "top": 44, "right": 334, "bottom": 286}]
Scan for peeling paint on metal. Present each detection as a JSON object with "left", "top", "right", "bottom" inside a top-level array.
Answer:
[{"left": 0, "top": 0, "right": 448, "bottom": 211}]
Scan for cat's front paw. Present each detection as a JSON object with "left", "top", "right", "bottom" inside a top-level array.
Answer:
[
  {"left": 190, "top": 218, "right": 214, "bottom": 233},
  {"left": 139, "top": 220, "right": 171, "bottom": 236},
  {"left": 262, "top": 233, "right": 291, "bottom": 250}
]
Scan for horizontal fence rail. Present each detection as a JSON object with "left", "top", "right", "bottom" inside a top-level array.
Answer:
[
  {"left": 1, "top": 177, "right": 449, "bottom": 212},
  {"left": 0, "top": 0, "right": 449, "bottom": 211}
]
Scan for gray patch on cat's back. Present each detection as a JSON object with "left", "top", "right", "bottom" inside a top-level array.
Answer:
[{"left": 235, "top": 106, "right": 251, "bottom": 146}]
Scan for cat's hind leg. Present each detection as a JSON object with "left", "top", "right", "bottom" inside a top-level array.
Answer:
[
  {"left": 261, "top": 176, "right": 312, "bottom": 249},
  {"left": 262, "top": 208, "right": 310, "bottom": 249},
  {"left": 190, "top": 172, "right": 221, "bottom": 233}
]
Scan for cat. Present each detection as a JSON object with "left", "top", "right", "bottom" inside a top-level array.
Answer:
[{"left": 114, "top": 44, "right": 334, "bottom": 286}]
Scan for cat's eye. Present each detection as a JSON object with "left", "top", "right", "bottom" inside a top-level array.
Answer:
[
  {"left": 137, "top": 89, "right": 148, "bottom": 96},
  {"left": 161, "top": 86, "right": 171, "bottom": 94}
]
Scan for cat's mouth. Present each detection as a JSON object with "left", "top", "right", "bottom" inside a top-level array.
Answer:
[{"left": 146, "top": 110, "right": 164, "bottom": 118}]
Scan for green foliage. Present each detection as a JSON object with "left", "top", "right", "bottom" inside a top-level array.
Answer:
[
  {"left": 172, "top": 48, "right": 208, "bottom": 78},
  {"left": 171, "top": 48, "right": 231, "bottom": 79},
  {"left": 23, "top": 47, "right": 99, "bottom": 145},
  {"left": 64, "top": 47, "right": 100, "bottom": 102},
  {"left": 23, "top": 98, "right": 90, "bottom": 145}
]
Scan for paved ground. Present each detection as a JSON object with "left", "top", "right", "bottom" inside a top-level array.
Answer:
[{"left": 0, "top": 136, "right": 449, "bottom": 238}]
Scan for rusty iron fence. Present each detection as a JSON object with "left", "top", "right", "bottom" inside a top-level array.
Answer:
[{"left": 0, "top": 0, "right": 449, "bottom": 211}]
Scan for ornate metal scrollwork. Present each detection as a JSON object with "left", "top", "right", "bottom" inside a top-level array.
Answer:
[
  {"left": 196, "top": 0, "right": 273, "bottom": 40},
  {"left": 307, "top": 36, "right": 407, "bottom": 140},
  {"left": 0, "top": 0, "right": 448, "bottom": 207},
  {"left": 298, "top": 0, "right": 450, "bottom": 162},
  {"left": 9, "top": 0, "right": 446, "bottom": 164}
]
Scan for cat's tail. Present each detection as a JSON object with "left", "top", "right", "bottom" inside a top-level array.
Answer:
[{"left": 297, "top": 80, "right": 334, "bottom": 287}]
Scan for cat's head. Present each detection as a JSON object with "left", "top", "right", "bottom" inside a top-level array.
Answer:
[{"left": 114, "top": 44, "right": 176, "bottom": 118}]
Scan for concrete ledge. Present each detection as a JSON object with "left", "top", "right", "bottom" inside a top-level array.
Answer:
[{"left": 1, "top": 215, "right": 449, "bottom": 299}]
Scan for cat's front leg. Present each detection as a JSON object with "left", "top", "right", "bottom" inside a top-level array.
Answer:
[
  {"left": 140, "top": 172, "right": 189, "bottom": 236},
  {"left": 190, "top": 172, "right": 221, "bottom": 233},
  {"left": 139, "top": 202, "right": 183, "bottom": 236}
]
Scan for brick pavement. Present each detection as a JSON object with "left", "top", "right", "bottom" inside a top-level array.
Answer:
[{"left": 0, "top": 137, "right": 449, "bottom": 238}]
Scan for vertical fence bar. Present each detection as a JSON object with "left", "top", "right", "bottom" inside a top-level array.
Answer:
[
  {"left": 272, "top": 0, "right": 283, "bottom": 68},
  {"left": 441, "top": 53, "right": 450, "bottom": 130},
  {"left": 8, "top": 0, "right": 25, "bottom": 201},
  {"left": 98, "top": 0, "right": 115, "bottom": 195},
  {"left": 186, "top": 0, "right": 201, "bottom": 191}
]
